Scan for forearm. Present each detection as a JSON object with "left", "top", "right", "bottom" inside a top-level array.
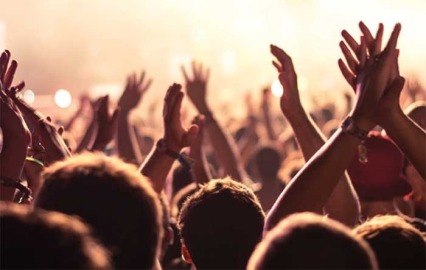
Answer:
[
  {"left": 0, "top": 140, "right": 27, "bottom": 201},
  {"left": 284, "top": 106, "right": 360, "bottom": 226},
  {"left": 265, "top": 129, "right": 361, "bottom": 231},
  {"left": 384, "top": 111, "right": 426, "bottom": 179},
  {"left": 283, "top": 106, "right": 326, "bottom": 159},
  {"left": 204, "top": 116, "right": 246, "bottom": 182},
  {"left": 189, "top": 144, "right": 211, "bottom": 184},
  {"left": 140, "top": 147, "right": 175, "bottom": 193},
  {"left": 76, "top": 119, "right": 96, "bottom": 153},
  {"left": 263, "top": 107, "right": 277, "bottom": 141},
  {"left": 117, "top": 113, "right": 143, "bottom": 164}
]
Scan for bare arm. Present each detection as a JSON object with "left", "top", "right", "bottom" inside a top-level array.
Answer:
[
  {"left": 181, "top": 62, "right": 246, "bottom": 182},
  {"left": 266, "top": 23, "right": 402, "bottom": 231},
  {"left": 189, "top": 115, "right": 211, "bottom": 185},
  {"left": 117, "top": 72, "right": 152, "bottom": 164},
  {"left": 270, "top": 45, "right": 360, "bottom": 226},
  {"left": 140, "top": 83, "right": 198, "bottom": 193}
]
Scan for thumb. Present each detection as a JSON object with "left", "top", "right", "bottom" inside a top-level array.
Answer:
[
  {"left": 184, "top": 124, "right": 199, "bottom": 145},
  {"left": 383, "top": 76, "right": 405, "bottom": 102}
]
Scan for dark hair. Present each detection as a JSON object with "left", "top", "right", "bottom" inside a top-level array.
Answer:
[
  {"left": 354, "top": 215, "right": 426, "bottom": 269},
  {"left": 1, "top": 202, "right": 111, "bottom": 269},
  {"left": 35, "top": 152, "right": 162, "bottom": 269},
  {"left": 178, "top": 178, "right": 265, "bottom": 269},
  {"left": 252, "top": 145, "right": 282, "bottom": 180},
  {"left": 248, "top": 212, "right": 377, "bottom": 270}
]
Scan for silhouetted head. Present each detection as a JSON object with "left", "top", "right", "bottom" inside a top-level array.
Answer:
[
  {"left": 354, "top": 215, "right": 426, "bottom": 269},
  {"left": 248, "top": 212, "right": 377, "bottom": 270},
  {"left": 1, "top": 202, "right": 111, "bottom": 269},
  {"left": 178, "top": 178, "right": 265, "bottom": 269},
  {"left": 35, "top": 152, "right": 162, "bottom": 269}
]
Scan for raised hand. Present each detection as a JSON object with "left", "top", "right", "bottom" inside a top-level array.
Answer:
[
  {"left": 11, "top": 92, "right": 71, "bottom": 165},
  {"left": 163, "top": 83, "right": 199, "bottom": 152},
  {"left": 270, "top": 45, "right": 301, "bottom": 114},
  {"left": 338, "top": 22, "right": 384, "bottom": 90},
  {"left": 0, "top": 50, "right": 25, "bottom": 94},
  {"left": 92, "top": 95, "right": 120, "bottom": 151},
  {"left": 348, "top": 23, "right": 401, "bottom": 130},
  {"left": 181, "top": 61, "right": 210, "bottom": 113},
  {"left": 118, "top": 71, "right": 152, "bottom": 113}
]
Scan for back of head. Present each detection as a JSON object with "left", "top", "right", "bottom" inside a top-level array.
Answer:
[
  {"left": 178, "top": 178, "right": 265, "bottom": 269},
  {"left": 248, "top": 212, "right": 377, "bottom": 270},
  {"left": 253, "top": 145, "right": 282, "bottom": 180},
  {"left": 0, "top": 202, "right": 111, "bottom": 269},
  {"left": 35, "top": 152, "right": 162, "bottom": 269},
  {"left": 354, "top": 215, "right": 426, "bottom": 269}
]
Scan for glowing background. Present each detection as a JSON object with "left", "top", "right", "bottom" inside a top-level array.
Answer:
[{"left": 0, "top": 0, "right": 425, "bottom": 116}]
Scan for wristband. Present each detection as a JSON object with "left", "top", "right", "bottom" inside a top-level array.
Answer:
[
  {"left": 341, "top": 116, "right": 369, "bottom": 164},
  {"left": 156, "top": 139, "right": 195, "bottom": 168},
  {"left": 25, "top": 156, "right": 45, "bottom": 167},
  {"left": 0, "top": 177, "right": 33, "bottom": 204}
]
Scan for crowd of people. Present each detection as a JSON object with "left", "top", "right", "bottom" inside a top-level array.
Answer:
[{"left": 1, "top": 21, "right": 425, "bottom": 269}]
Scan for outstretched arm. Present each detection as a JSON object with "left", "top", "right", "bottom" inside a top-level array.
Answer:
[
  {"left": 269, "top": 45, "right": 360, "bottom": 226},
  {"left": 182, "top": 62, "right": 247, "bottom": 182},
  {"left": 117, "top": 72, "right": 152, "bottom": 164},
  {"left": 140, "top": 83, "right": 198, "bottom": 193},
  {"left": 265, "top": 23, "right": 402, "bottom": 231},
  {"left": 189, "top": 115, "right": 212, "bottom": 185}
]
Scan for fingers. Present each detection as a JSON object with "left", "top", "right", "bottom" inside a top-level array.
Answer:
[
  {"left": 164, "top": 83, "right": 182, "bottom": 119},
  {"left": 382, "top": 23, "right": 401, "bottom": 57},
  {"left": 0, "top": 50, "right": 10, "bottom": 82},
  {"left": 272, "top": 60, "right": 282, "bottom": 73},
  {"left": 359, "top": 21, "right": 375, "bottom": 54},
  {"left": 4, "top": 60, "right": 17, "bottom": 89},
  {"left": 373, "top": 23, "right": 384, "bottom": 56},
  {"left": 143, "top": 78, "right": 153, "bottom": 92},
  {"left": 14, "top": 81, "right": 25, "bottom": 93},
  {"left": 359, "top": 36, "right": 367, "bottom": 68},
  {"left": 57, "top": 126, "right": 64, "bottom": 136},
  {"left": 341, "top": 30, "right": 360, "bottom": 56},
  {"left": 138, "top": 71, "right": 146, "bottom": 86},
  {"left": 338, "top": 59, "right": 356, "bottom": 89},
  {"left": 339, "top": 41, "right": 358, "bottom": 73},
  {"left": 181, "top": 65, "right": 189, "bottom": 81},
  {"left": 203, "top": 67, "right": 210, "bottom": 81},
  {"left": 270, "top": 44, "right": 287, "bottom": 66}
]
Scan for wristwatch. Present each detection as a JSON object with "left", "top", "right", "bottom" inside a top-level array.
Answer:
[{"left": 341, "top": 116, "right": 368, "bottom": 141}]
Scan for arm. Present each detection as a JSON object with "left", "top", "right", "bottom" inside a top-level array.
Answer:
[
  {"left": 91, "top": 95, "right": 120, "bottom": 152},
  {"left": 140, "top": 83, "right": 198, "bottom": 193},
  {"left": 270, "top": 45, "right": 360, "bottom": 226},
  {"left": 117, "top": 72, "right": 152, "bottom": 164},
  {"left": 261, "top": 88, "right": 278, "bottom": 141},
  {"left": 0, "top": 89, "right": 30, "bottom": 201},
  {"left": 181, "top": 62, "right": 247, "bottom": 182},
  {"left": 0, "top": 51, "right": 30, "bottom": 201},
  {"left": 189, "top": 115, "right": 211, "bottom": 185},
  {"left": 265, "top": 23, "right": 402, "bottom": 231}
]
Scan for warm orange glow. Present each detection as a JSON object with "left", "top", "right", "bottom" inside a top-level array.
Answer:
[{"left": 0, "top": 0, "right": 425, "bottom": 115}]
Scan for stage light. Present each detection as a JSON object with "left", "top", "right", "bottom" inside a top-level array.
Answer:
[
  {"left": 271, "top": 79, "right": 283, "bottom": 97},
  {"left": 54, "top": 89, "right": 72, "bottom": 108},
  {"left": 22, "top": 89, "right": 35, "bottom": 104}
]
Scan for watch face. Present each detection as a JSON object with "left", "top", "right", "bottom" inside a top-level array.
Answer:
[{"left": 342, "top": 117, "right": 354, "bottom": 132}]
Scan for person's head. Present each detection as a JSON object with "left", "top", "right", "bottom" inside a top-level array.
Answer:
[
  {"left": 252, "top": 145, "right": 282, "bottom": 181},
  {"left": 0, "top": 202, "right": 111, "bottom": 269},
  {"left": 35, "top": 152, "right": 162, "bottom": 269},
  {"left": 354, "top": 215, "right": 426, "bottom": 269},
  {"left": 178, "top": 178, "right": 265, "bottom": 269},
  {"left": 248, "top": 212, "right": 377, "bottom": 270}
]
